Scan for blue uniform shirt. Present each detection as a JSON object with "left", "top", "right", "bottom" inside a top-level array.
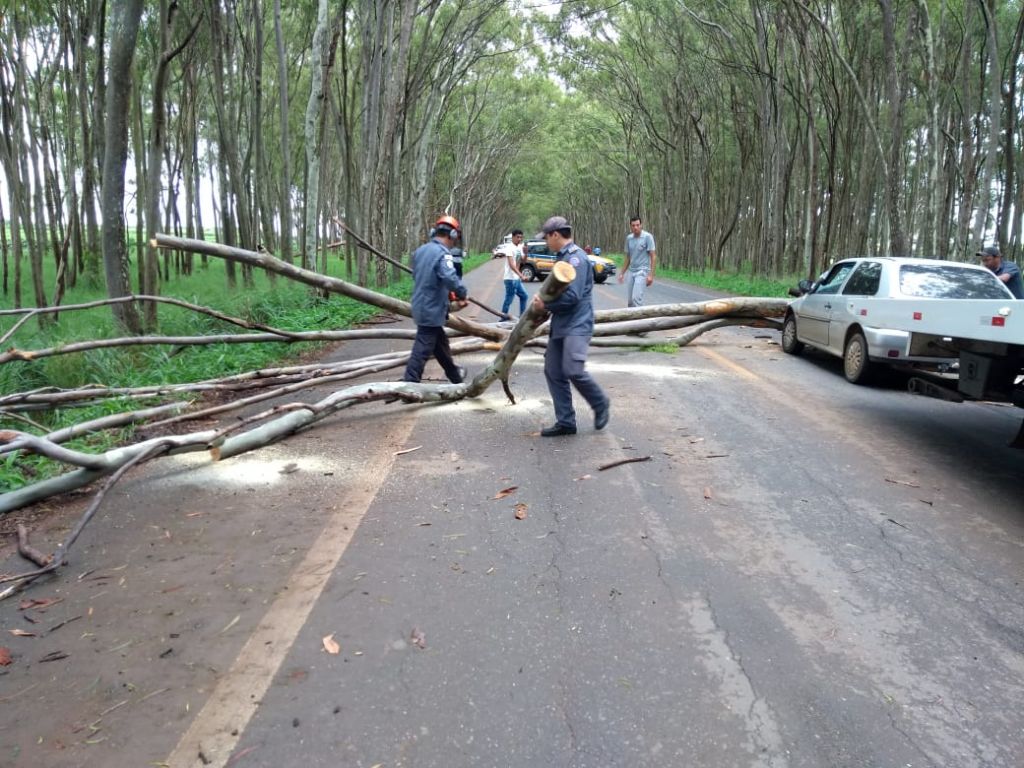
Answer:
[
  {"left": 410, "top": 238, "right": 468, "bottom": 326},
  {"left": 995, "top": 261, "right": 1024, "bottom": 299},
  {"left": 545, "top": 242, "right": 594, "bottom": 338}
]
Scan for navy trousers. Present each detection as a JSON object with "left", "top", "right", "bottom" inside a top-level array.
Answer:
[
  {"left": 544, "top": 335, "right": 607, "bottom": 429},
  {"left": 403, "top": 326, "right": 463, "bottom": 383}
]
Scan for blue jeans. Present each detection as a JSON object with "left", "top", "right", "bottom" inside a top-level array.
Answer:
[{"left": 502, "top": 279, "right": 528, "bottom": 314}]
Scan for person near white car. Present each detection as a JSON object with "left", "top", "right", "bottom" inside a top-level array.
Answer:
[
  {"left": 977, "top": 244, "right": 1024, "bottom": 298},
  {"left": 499, "top": 229, "right": 529, "bottom": 317}
]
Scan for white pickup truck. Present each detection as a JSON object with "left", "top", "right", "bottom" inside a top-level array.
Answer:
[
  {"left": 853, "top": 296, "right": 1024, "bottom": 405},
  {"left": 783, "top": 257, "right": 1024, "bottom": 442}
]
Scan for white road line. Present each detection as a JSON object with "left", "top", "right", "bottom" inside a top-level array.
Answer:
[{"left": 166, "top": 413, "right": 419, "bottom": 768}]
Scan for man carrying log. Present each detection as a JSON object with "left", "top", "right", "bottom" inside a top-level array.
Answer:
[
  {"left": 532, "top": 215, "right": 610, "bottom": 437},
  {"left": 402, "top": 215, "right": 470, "bottom": 384}
]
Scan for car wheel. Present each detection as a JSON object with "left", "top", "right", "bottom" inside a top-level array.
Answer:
[
  {"left": 594, "top": 274, "right": 607, "bottom": 284},
  {"left": 843, "top": 330, "right": 875, "bottom": 384},
  {"left": 521, "top": 265, "right": 536, "bottom": 282},
  {"left": 781, "top": 313, "right": 803, "bottom": 355}
]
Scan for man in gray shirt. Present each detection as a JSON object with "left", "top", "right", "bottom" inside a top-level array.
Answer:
[{"left": 618, "top": 215, "right": 657, "bottom": 307}]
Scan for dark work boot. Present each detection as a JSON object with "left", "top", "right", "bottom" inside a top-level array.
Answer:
[{"left": 541, "top": 424, "right": 577, "bottom": 437}]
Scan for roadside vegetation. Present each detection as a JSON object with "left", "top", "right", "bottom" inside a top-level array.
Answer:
[
  {"left": 1, "top": 248, "right": 772, "bottom": 492},
  {"left": 0, "top": 252, "right": 491, "bottom": 492}
]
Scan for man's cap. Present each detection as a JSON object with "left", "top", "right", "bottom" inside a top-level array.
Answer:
[
  {"left": 976, "top": 245, "right": 1000, "bottom": 257},
  {"left": 541, "top": 215, "right": 571, "bottom": 234}
]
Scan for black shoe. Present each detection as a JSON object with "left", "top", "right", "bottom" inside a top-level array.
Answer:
[
  {"left": 541, "top": 424, "right": 577, "bottom": 437},
  {"left": 594, "top": 401, "right": 610, "bottom": 431},
  {"left": 453, "top": 365, "right": 467, "bottom": 384}
]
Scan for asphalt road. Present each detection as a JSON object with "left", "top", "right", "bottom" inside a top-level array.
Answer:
[{"left": 2, "top": 259, "right": 1022, "bottom": 768}]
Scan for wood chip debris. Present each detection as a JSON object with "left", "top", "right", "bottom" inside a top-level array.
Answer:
[
  {"left": 884, "top": 477, "right": 920, "bottom": 488},
  {"left": 394, "top": 445, "right": 422, "bottom": 456},
  {"left": 322, "top": 634, "right": 340, "bottom": 655},
  {"left": 598, "top": 456, "right": 652, "bottom": 472},
  {"left": 410, "top": 627, "right": 426, "bottom": 649}
]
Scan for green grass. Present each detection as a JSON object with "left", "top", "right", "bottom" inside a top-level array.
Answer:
[
  {"left": 0, "top": 250, "right": 491, "bottom": 493},
  {"left": 639, "top": 343, "right": 680, "bottom": 354}
]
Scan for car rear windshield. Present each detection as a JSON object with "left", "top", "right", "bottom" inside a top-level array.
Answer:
[{"left": 898, "top": 264, "right": 1011, "bottom": 299}]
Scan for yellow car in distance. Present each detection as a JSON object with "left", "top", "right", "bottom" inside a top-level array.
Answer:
[{"left": 519, "top": 241, "right": 617, "bottom": 284}]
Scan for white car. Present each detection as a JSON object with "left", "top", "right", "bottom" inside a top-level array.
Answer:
[{"left": 782, "top": 257, "right": 1015, "bottom": 383}]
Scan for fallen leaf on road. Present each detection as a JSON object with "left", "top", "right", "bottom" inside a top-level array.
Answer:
[
  {"left": 514, "top": 503, "right": 528, "bottom": 520},
  {"left": 322, "top": 634, "right": 340, "bottom": 655},
  {"left": 9, "top": 629, "right": 35, "bottom": 637},
  {"left": 410, "top": 627, "right": 426, "bottom": 649},
  {"left": 703, "top": 487, "right": 713, "bottom": 499},
  {"left": 0, "top": 647, "right": 11, "bottom": 665},
  {"left": 493, "top": 486, "right": 518, "bottom": 499},
  {"left": 689, "top": 437, "right": 705, "bottom": 444},
  {"left": 279, "top": 462, "right": 299, "bottom": 474}
]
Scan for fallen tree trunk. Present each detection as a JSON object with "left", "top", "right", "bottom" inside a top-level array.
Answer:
[
  {"left": 0, "top": 327, "right": 442, "bottom": 365},
  {"left": 0, "top": 294, "right": 313, "bottom": 345},
  {"left": 153, "top": 234, "right": 505, "bottom": 342},
  {"left": 0, "top": 263, "right": 576, "bottom": 518}
]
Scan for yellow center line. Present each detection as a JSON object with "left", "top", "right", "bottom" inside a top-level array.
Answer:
[
  {"left": 166, "top": 412, "right": 419, "bottom": 767},
  {"left": 697, "top": 347, "right": 764, "bottom": 383}
]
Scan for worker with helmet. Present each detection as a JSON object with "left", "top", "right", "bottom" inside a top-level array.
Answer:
[{"left": 402, "top": 215, "right": 469, "bottom": 384}]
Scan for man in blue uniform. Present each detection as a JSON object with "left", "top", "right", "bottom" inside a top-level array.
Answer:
[
  {"left": 402, "top": 215, "right": 469, "bottom": 383},
  {"left": 532, "top": 216, "right": 610, "bottom": 437},
  {"left": 978, "top": 245, "right": 1024, "bottom": 299}
]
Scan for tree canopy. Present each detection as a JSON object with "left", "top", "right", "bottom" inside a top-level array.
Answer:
[{"left": 1, "top": 0, "right": 1023, "bottom": 320}]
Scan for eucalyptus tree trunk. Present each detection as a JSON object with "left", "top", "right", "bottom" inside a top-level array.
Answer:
[
  {"left": 955, "top": 2, "right": 978, "bottom": 256},
  {"left": 878, "top": 0, "right": 908, "bottom": 256},
  {"left": 303, "top": 0, "right": 330, "bottom": 271},
  {"left": 972, "top": 0, "right": 1002, "bottom": 248},
  {"left": 58, "top": 21, "right": 82, "bottom": 290},
  {"left": 0, "top": 56, "right": 25, "bottom": 308},
  {"left": 252, "top": 0, "right": 276, "bottom": 257},
  {"left": 76, "top": 0, "right": 103, "bottom": 282},
  {"left": 273, "top": 0, "right": 293, "bottom": 263},
  {"left": 208, "top": 0, "right": 254, "bottom": 286},
  {"left": 913, "top": 0, "right": 941, "bottom": 257},
  {"left": 360, "top": 0, "right": 416, "bottom": 286},
  {"left": 100, "top": 0, "right": 143, "bottom": 333},
  {"left": 999, "top": 13, "right": 1024, "bottom": 250},
  {"left": 142, "top": 0, "right": 173, "bottom": 330}
]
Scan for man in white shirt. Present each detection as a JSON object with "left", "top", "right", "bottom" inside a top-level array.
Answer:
[{"left": 500, "top": 229, "right": 529, "bottom": 317}]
